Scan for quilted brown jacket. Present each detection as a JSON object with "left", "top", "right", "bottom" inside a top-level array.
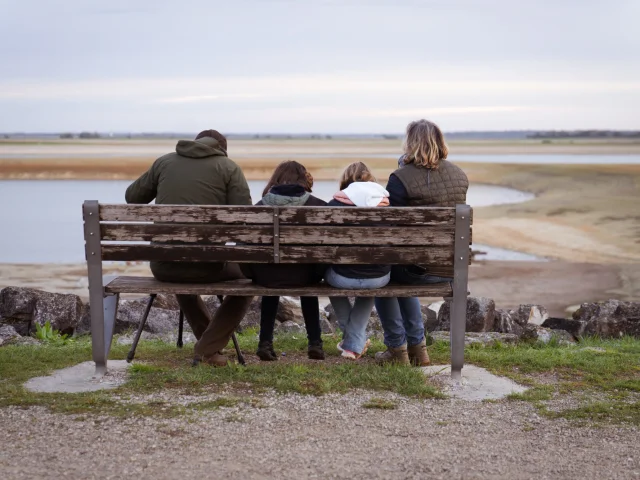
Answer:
[
  {"left": 391, "top": 160, "right": 468, "bottom": 207},
  {"left": 389, "top": 160, "right": 469, "bottom": 278}
]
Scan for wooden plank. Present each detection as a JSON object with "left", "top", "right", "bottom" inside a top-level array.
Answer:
[
  {"left": 99, "top": 204, "right": 274, "bottom": 223},
  {"left": 279, "top": 226, "right": 454, "bottom": 246},
  {"left": 104, "top": 276, "right": 453, "bottom": 298},
  {"left": 101, "top": 244, "right": 453, "bottom": 265},
  {"left": 101, "top": 224, "right": 273, "bottom": 243},
  {"left": 277, "top": 206, "right": 457, "bottom": 225},
  {"left": 280, "top": 246, "right": 453, "bottom": 265},
  {"left": 101, "top": 245, "right": 273, "bottom": 262}
]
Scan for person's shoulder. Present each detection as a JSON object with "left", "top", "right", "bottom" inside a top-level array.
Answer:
[
  {"left": 327, "top": 198, "right": 351, "bottom": 207},
  {"left": 441, "top": 159, "right": 468, "bottom": 178},
  {"left": 306, "top": 195, "right": 328, "bottom": 206}
]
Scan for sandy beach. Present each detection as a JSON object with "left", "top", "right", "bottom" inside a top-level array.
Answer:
[{"left": 1, "top": 138, "right": 638, "bottom": 316}]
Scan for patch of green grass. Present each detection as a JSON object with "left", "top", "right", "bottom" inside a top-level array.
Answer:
[
  {"left": 0, "top": 333, "right": 440, "bottom": 419},
  {"left": 507, "top": 386, "right": 554, "bottom": 402},
  {"left": 362, "top": 398, "right": 397, "bottom": 410},
  {"left": 544, "top": 401, "right": 640, "bottom": 426}
]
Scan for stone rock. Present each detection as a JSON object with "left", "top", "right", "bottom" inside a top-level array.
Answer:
[
  {"left": 573, "top": 300, "right": 640, "bottom": 338},
  {"left": 0, "top": 325, "right": 20, "bottom": 346},
  {"left": 421, "top": 304, "right": 439, "bottom": 332},
  {"left": 275, "top": 320, "right": 305, "bottom": 334},
  {"left": 437, "top": 297, "right": 496, "bottom": 332},
  {"left": 319, "top": 310, "right": 334, "bottom": 334},
  {"left": 429, "top": 331, "right": 519, "bottom": 346},
  {"left": 0, "top": 287, "right": 83, "bottom": 336},
  {"left": 541, "top": 317, "right": 586, "bottom": 339},
  {"left": 521, "top": 324, "right": 575, "bottom": 344},
  {"left": 512, "top": 304, "right": 549, "bottom": 327},
  {"left": 493, "top": 309, "right": 524, "bottom": 336},
  {"left": 276, "top": 297, "right": 304, "bottom": 324},
  {"left": 77, "top": 297, "right": 181, "bottom": 335}
]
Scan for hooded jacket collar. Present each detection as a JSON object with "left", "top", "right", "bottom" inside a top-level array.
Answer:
[
  {"left": 175, "top": 136, "right": 227, "bottom": 159},
  {"left": 262, "top": 184, "right": 311, "bottom": 206}
]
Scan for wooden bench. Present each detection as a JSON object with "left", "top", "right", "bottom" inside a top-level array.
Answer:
[{"left": 83, "top": 201, "right": 472, "bottom": 378}]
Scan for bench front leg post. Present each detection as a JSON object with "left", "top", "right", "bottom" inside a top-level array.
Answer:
[
  {"left": 450, "top": 205, "right": 471, "bottom": 381},
  {"left": 84, "top": 201, "right": 112, "bottom": 376}
]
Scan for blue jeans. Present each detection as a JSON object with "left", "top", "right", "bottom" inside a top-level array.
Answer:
[
  {"left": 325, "top": 268, "right": 390, "bottom": 354},
  {"left": 375, "top": 266, "right": 452, "bottom": 348}
]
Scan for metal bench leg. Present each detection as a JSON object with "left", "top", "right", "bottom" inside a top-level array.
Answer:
[
  {"left": 126, "top": 294, "right": 156, "bottom": 363},
  {"left": 217, "top": 295, "right": 246, "bottom": 366},
  {"left": 450, "top": 205, "right": 471, "bottom": 380},
  {"left": 177, "top": 310, "right": 184, "bottom": 348}
]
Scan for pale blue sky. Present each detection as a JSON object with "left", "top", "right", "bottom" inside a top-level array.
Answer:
[{"left": 0, "top": 0, "right": 637, "bottom": 132}]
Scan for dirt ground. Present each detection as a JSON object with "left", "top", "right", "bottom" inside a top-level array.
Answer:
[{"left": 1, "top": 392, "right": 638, "bottom": 479}]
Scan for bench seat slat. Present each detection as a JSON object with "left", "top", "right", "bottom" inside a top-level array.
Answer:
[
  {"left": 277, "top": 206, "right": 458, "bottom": 225},
  {"left": 104, "top": 276, "right": 453, "bottom": 298},
  {"left": 101, "top": 244, "right": 453, "bottom": 265},
  {"left": 279, "top": 226, "right": 455, "bottom": 246},
  {"left": 99, "top": 205, "right": 275, "bottom": 223},
  {"left": 101, "top": 224, "right": 274, "bottom": 243}
]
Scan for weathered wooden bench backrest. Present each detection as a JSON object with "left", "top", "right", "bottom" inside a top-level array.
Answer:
[
  {"left": 85, "top": 202, "right": 472, "bottom": 267},
  {"left": 83, "top": 201, "right": 472, "bottom": 379}
]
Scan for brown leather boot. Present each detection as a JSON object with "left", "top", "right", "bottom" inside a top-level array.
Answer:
[
  {"left": 202, "top": 351, "right": 230, "bottom": 367},
  {"left": 375, "top": 344, "right": 410, "bottom": 366},
  {"left": 407, "top": 339, "right": 431, "bottom": 367}
]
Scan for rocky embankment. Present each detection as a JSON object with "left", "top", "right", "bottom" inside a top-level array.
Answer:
[{"left": 0, "top": 286, "right": 639, "bottom": 347}]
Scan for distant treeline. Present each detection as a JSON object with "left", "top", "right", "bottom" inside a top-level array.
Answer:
[
  {"left": 2, "top": 130, "right": 639, "bottom": 141},
  {"left": 527, "top": 130, "right": 640, "bottom": 139}
]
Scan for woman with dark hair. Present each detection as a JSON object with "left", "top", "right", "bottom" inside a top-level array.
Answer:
[
  {"left": 375, "top": 119, "right": 469, "bottom": 366},
  {"left": 325, "top": 162, "right": 391, "bottom": 360},
  {"left": 243, "top": 161, "right": 327, "bottom": 361}
]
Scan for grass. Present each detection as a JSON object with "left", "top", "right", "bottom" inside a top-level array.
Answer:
[
  {"left": 362, "top": 398, "right": 397, "bottom": 410},
  {"left": 1, "top": 333, "right": 639, "bottom": 425}
]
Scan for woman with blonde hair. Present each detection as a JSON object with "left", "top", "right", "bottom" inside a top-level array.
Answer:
[
  {"left": 375, "top": 120, "right": 469, "bottom": 366},
  {"left": 326, "top": 162, "right": 391, "bottom": 359}
]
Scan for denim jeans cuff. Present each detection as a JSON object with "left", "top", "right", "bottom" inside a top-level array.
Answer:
[{"left": 407, "top": 335, "right": 426, "bottom": 347}]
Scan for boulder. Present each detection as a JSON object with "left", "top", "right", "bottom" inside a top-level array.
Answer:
[
  {"left": 421, "top": 304, "right": 439, "bottom": 332},
  {"left": 574, "top": 300, "right": 640, "bottom": 338},
  {"left": 319, "top": 311, "right": 334, "bottom": 334},
  {"left": 0, "top": 325, "right": 20, "bottom": 346},
  {"left": 275, "top": 320, "right": 305, "bottom": 334},
  {"left": 512, "top": 304, "right": 549, "bottom": 327},
  {"left": 493, "top": 309, "right": 524, "bottom": 336},
  {"left": 521, "top": 324, "right": 575, "bottom": 344},
  {"left": 0, "top": 287, "right": 83, "bottom": 336},
  {"left": 437, "top": 297, "right": 495, "bottom": 332},
  {"left": 276, "top": 297, "right": 304, "bottom": 324},
  {"left": 116, "top": 330, "right": 196, "bottom": 346},
  {"left": 541, "top": 317, "right": 586, "bottom": 339},
  {"left": 77, "top": 297, "right": 181, "bottom": 335},
  {"left": 429, "top": 330, "right": 519, "bottom": 346}
]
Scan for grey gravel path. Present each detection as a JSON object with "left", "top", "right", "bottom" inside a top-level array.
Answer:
[{"left": 0, "top": 392, "right": 638, "bottom": 480}]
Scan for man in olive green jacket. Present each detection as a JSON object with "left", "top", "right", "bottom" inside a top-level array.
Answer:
[{"left": 125, "top": 129, "right": 253, "bottom": 366}]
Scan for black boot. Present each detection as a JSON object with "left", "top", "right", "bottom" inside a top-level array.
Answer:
[
  {"left": 256, "top": 340, "right": 278, "bottom": 361},
  {"left": 308, "top": 340, "right": 325, "bottom": 360}
]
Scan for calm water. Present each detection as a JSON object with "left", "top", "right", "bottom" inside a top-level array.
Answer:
[{"left": 0, "top": 180, "right": 535, "bottom": 263}]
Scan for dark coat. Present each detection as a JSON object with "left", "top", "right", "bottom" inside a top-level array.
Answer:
[
  {"left": 326, "top": 198, "right": 391, "bottom": 279},
  {"left": 242, "top": 185, "right": 327, "bottom": 288},
  {"left": 125, "top": 137, "right": 252, "bottom": 283}
]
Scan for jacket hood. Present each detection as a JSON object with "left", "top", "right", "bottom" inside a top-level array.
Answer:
[
  {"left": 333, "top": 181, "right": 389, "bottom": 207},
  {"left": 175, "top": 136, "right": 227, "bottom": 159},
  {"left": 262, "top": 184, "right": 310, "bottom": 206}
]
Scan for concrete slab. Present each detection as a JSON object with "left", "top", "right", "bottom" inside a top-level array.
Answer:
[
  {"left": 422, "top": 364, "right": 527, "bottom": 401},
  {"left": 24, "top": 361, "right": 130, "bottom": 393}
]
